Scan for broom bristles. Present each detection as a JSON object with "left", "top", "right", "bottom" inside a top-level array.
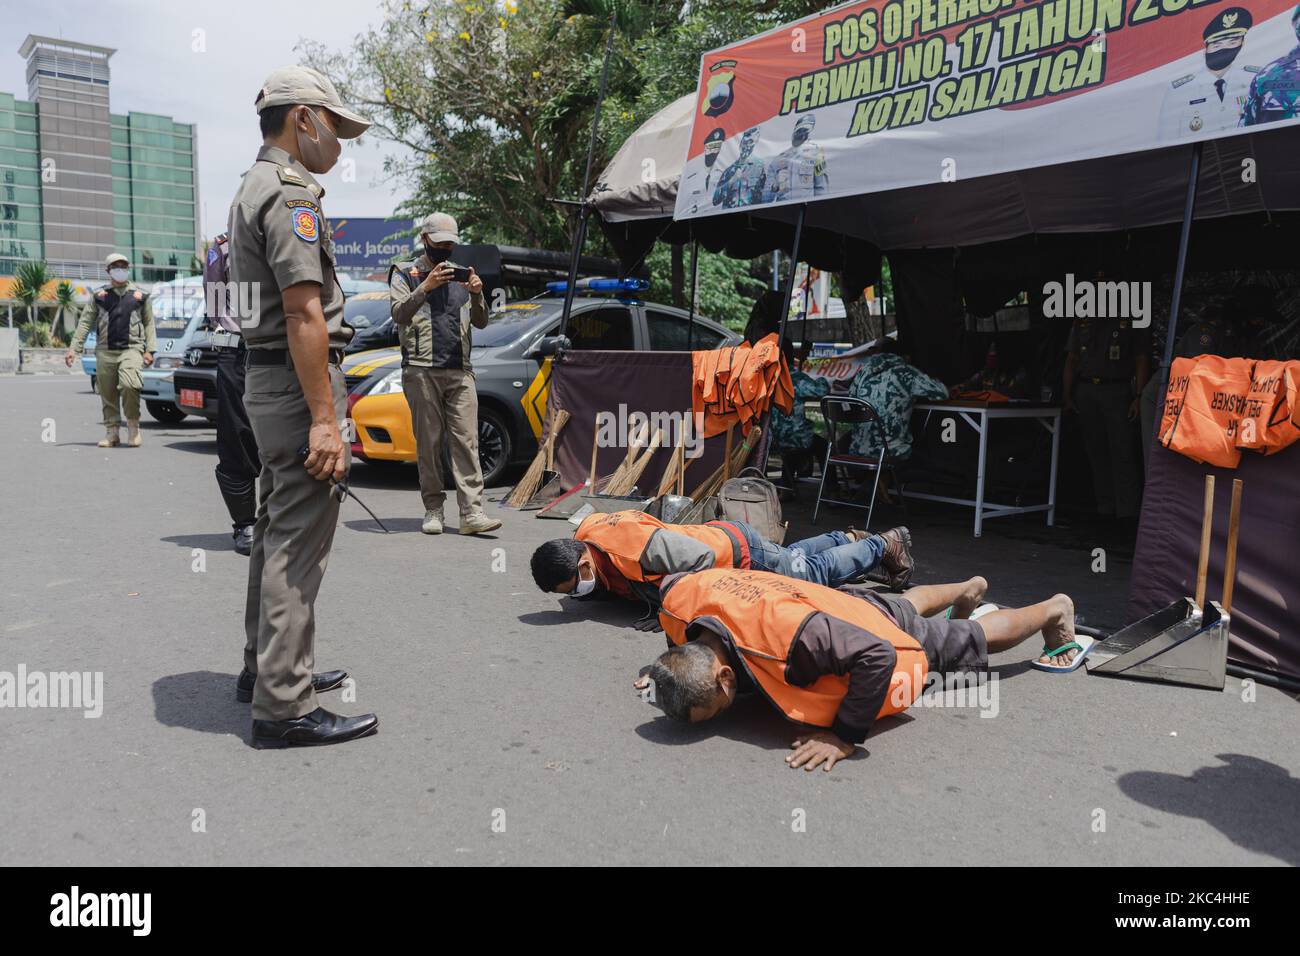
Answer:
[{"left": 506, "top": 409, "right": 569, "bottom": 507}]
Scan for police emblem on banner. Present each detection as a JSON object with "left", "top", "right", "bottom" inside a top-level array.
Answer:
[{"left": 292, "top": 207, "right": 320, "bottom": 243}]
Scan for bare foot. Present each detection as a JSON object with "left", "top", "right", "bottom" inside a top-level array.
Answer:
[
  {"left": 951, "top": 576, "right": 988, "bottom": 619},
  {"left": 1037, "top": 594, "right": 1079, "bottom": 668}
]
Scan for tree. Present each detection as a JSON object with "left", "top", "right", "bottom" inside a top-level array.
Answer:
[
  {"left": 53, "top": 280, "right": 76, "bottom": 342},
  {"left": 12, "top": 260, "right": 50, "bottom": 327},
  {"left": 302, "top": 0, "right": 662, "bottom": 250}
]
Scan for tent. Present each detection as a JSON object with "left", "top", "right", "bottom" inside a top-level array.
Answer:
[{"left": 585, "top": 0, "right": 1300, "bottom": 685}]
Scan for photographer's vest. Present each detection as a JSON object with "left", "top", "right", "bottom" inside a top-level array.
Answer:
[
  {"left": 575, "top": 510, "right": 750, "bottom": 588},
  {"left": 93, "top": 284, "right": 148, "bottom": 351},
  {"left": 658, "top": 569, "right": 928, "bottom": 725},
  {"left": 391, "top": 261, "right": 471, "bottom": 370}
]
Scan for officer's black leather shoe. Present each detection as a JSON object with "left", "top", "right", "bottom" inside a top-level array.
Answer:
[
  {"left": 233, "top": 524, "right": 255, "bottom": 556},
  {"left": 251, "top": 707, "right": 379, "bottom": 749},
  {"left": 235, "top": 668, "right": 349, "bottom": 703}
]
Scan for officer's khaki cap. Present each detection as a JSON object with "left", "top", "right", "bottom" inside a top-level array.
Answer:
[
  {"left": 419, "top": 212, "right": 459, "bottom": 244},
  {"left": 105, "top": 252, "right": 129, "bottom": 268},
  {"left": 255, "top": 66, "right": 371, "bottom": 139}
]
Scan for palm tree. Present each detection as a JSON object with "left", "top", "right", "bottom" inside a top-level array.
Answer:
[
  {"left": 53, "top": 280, "right": 76, "bottom": 342},
  {"left": 12, "top": 260, "right": 51, "bottom": 327}
]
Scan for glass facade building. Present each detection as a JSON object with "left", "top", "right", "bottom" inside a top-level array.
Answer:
[{"left": 4, "top": 36, "right": 200, "bottom": 283}]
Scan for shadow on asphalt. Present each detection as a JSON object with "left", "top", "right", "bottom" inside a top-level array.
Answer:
[
  {"left": 1119, "top": 753, "right": 1300, "bottom": 866},
  {"left": 152, "top": 670, "right": 246, "bottom": 740},
  {"left": 518, "top": 598, "right": 644, "bottom": 629},
  {"left": 343, "top": 517, "right": 424, "bottom": 535},
  {"left": 164, "top": 440, "right": 218, "bottom": 456},
  {"left": 633, "top": 693, "right": 912, "bottom": 762},
  {"left": 161, "top": 532, "right": 236, "bottom": 552}
]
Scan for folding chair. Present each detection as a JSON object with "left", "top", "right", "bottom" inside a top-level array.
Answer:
[{"left": 812, "top": 395, "right": 901, "bottom": 528}]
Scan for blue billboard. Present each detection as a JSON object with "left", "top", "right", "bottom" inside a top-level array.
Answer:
[{"left": 327, "top": 217, "right": 414, "bottom": 271}]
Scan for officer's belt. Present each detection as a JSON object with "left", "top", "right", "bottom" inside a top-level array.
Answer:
[{"left": 246, "top": 347, "right": 345, "bottom": 368}]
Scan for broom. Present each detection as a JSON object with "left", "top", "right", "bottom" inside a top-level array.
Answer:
[
  {"left": 505, "top": 409, "right": 569, "bottom": 507},
  {"left": 604, "top": 420, "right": 649, "bottom": 492},
  {"left": 606, "top": 427, "right": 665, "bottom": 496},
  {"left": 689, "top": 425, "right": 760, "bottom": 501}
]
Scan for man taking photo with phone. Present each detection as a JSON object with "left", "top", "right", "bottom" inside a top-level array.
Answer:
[{"left": 389, "top": 212, "right": 501, "bottom": 536}]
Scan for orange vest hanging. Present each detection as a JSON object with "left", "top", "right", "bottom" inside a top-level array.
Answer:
[
  {"left": 1236, "top": 359, "right": 1300, "bottom": 455},
  {"left": 658, "top": 569, "right": 928, "bottom": 725},
  {"left": 1157, "top": 357, "right": 1195, "bottom": 448},
  {"left": 1163, "top": 356, "right": 1252, "bottom": 468},
  {"left": 575, "top": 510, "right": 750, "bottom": 586}
]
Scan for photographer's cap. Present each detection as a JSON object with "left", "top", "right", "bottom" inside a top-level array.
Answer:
[
  {"left": 105, "top": 251, "right": 129, "bottom": 268},
  {"left": 255, "top": 66, "right": 371, "bottom": 139},
  {"left": 419, "top": 212, "right": 460, "bottom": 244}
]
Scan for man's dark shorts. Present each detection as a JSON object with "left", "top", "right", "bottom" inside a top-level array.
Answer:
[{"left": 847, "top": 586, "right": 989, "bottom": 674}]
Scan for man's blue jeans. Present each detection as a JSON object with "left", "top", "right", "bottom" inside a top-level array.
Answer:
[{"left": 749, "top": 530, "right": 885, "bottom": 588}]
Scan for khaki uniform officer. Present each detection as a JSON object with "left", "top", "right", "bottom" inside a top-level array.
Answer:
[
  {"left": 1064, "top": 311, "right": 1151, "bottom": 521},
  {"left": 64, "top": 253, "right": 156, "bottom": 447},
  {"left": 227, "top": 65, "right": 378, "bottom": 748},
  {"left": 389, "top": 212, "right": 502, "bottom": 536}
]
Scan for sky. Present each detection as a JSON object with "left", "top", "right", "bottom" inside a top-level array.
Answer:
[{"left": 4, "top": 0, "right": 412, "bottom": 239}]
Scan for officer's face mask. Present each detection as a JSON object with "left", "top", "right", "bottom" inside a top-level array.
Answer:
[
  {"left": 572, "top": 563, "right": 596, "bottom": 598},
  {"left": 1205, "top": 39, "right": 1241, "bottom": 73},
  {"left": 108, "top": 268, "right": 129, "bottom": 284},
  {"left": 296, "top": 107, "right": 341, "bottom": 175},
  {"left": 424, "top": 244, "right": 453, "bottom": 265}
]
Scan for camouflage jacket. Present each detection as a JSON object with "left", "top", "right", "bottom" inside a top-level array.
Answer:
[{"left": 846, "top": 353, "right": 948, "bottom": 460}]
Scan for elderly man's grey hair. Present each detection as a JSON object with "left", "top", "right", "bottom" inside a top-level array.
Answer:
[{"left": 644, "top": 641, "right": 719, "bottom": 721}]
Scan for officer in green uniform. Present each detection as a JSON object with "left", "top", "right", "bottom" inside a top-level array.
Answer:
[
  {"left": 1064, "top": 307, "right": 1151, "bottom": 521},
  {"left": 227, "top": 66, "right": 378, "bottom": 748},
  {"left": 64, "top": 253, "right": 156, "bottom": 447}
]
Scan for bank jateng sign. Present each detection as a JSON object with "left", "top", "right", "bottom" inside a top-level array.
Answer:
[{"left": 327, "top": 217, "right": 414, "bottom": 270}]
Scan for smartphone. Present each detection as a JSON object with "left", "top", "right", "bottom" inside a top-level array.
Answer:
[{"left": 450, "top": 265, "right": 472, "bottom": 283}]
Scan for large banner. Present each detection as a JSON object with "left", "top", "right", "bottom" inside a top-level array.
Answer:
[{"left": 675, "top": 0, "right": 1300, "bottom": 218}]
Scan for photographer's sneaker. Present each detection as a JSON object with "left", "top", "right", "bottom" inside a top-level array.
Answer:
[
  {"left": 421, "top": 510, "right": 444, "bottom": 535},
  {"left": 97, "top": 425, "right": 121, "bottom": 448},
  {"left": 126, "top": 420, "right": 142, "bottom": 447},
  {"left": 459, "top": 512, "right": 502, "bottom": 535}
]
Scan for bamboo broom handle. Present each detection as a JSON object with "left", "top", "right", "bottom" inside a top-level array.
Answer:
[
  {"left": 1221, "top": 478, "right": 1243, "bottom": 614},
  {"left": 1194, "top": 474, "right": 1215, "bottom": 608}
]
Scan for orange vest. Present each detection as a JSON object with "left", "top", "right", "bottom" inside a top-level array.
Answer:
[
  {"left": 658, "top": 569, "right": 928, "bottom": 726},
  {"left": 1164, "top": 355, "right": 1252, "bottom": 469},
  {"left": 575, "top": 511, "right": 749, "bottom": 587},
  {"left": 1238, "top": 359, "right": 1300, "bottom": 455}
]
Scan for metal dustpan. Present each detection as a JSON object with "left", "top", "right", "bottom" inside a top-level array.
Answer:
[{"left": 1087, "top": 476, "right": 1240, "bottom": 691}]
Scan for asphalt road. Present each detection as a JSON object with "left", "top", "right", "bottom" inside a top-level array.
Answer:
[{"left": 2, "top": 373, "right": 1297, "bottom": 866}]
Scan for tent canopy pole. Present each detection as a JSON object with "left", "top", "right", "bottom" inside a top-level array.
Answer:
[
  {"left": 1152, "top": 141, "right": 1203, "bottom": 442},
  {"left": 558, "top": 10, "right": 617, "bottom": 340},
  {"left": 686, "top": 239, "right": 699, "bottom": 349},
  {"left": 760, "top": 204, "right": 808, "bottom": 474}
]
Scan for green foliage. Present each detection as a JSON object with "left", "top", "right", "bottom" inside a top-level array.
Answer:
[
  {"left": 644, "top": 244, "right": 768, "bottom": 329},
  {"left": 19, "top": 320, "right": 53, "bottom": 348},
  {"left": 12, "top": 260, "right": 51, "bottom": 319}
]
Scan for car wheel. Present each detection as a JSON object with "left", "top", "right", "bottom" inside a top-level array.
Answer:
[
  {"left": 146, "top": 400, "right": 188, "bottom": 424},
  {"left": 442, "top": 406, "right": 512, "bottom": 488}
]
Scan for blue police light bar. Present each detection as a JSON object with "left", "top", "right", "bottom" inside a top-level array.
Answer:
[{"left": 545, "top": 277, "right": 649, "bottom": 293}]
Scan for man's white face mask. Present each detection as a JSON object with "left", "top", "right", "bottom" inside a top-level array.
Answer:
[
  {"left": 108, "top": 268, "right": 129, "bottom": 284},
  {"left": 573, "top": 565, "right": 597, "bottom": 597}
]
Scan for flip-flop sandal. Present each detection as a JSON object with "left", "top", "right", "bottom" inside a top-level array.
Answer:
[{"left": 1029, "top": 635, "right": 1096, "bottom": 673}]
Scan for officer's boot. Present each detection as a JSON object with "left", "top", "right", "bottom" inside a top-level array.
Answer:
[
  {"left": 98, "top": 424, "right": 121, "bottom": 448},
  {"left": 126, "top": 420, "right": 142, "bottom": 447}
]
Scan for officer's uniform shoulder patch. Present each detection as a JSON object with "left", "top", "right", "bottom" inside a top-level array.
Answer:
[
  {"left": 1172, "top": 74, "right": 1195, "bottom": 89},
  {"left": 277, "top": 165, "right": 307, "bottom": 186},
  {"left": 133, "top": 290, "right": 143, "bottom": 300},
  {"left": 290, "top": 205, "right": 320, "bottom": 243},
  {"left": 94, "top": 287, "right": 108, "bottom": 299}
]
